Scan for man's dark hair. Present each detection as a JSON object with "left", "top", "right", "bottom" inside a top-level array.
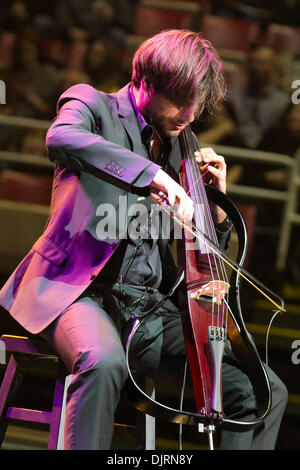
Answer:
[{"left": 132, "top": 29, "right": 226, "bottom": 116}]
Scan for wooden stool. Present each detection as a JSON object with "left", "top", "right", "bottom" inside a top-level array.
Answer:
[
  {"left": 0, "top": 334, "right": 68, "bottom": 450},
  {"left": 0, "top": 334, "right": 156, "bottom": 450}
]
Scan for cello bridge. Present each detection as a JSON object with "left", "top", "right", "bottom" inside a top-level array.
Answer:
[{"left": 190, "top": 280, "right": 230, "bottom": 305}]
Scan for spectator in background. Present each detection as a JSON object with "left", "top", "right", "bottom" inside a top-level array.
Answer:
[
  {"left": 195, "top": 44, "right": 290, "bottom": 185},
  {"left": 0, "top": 0, "right": 30, "bottom": 34},
  {"left": 262, "top": 103, "right": 300, "bottom": 188},
  {"left": 8, "top": 33, "right": 61, "bottom": 120},
  {"left": 59, "top": 69, "right": 91, "bottom": 94},
  {"left": 0, "top": 32, "right": 61, "bottom": 150},
  {"left": 262, "top": 102, "right": 300, "bottom": 283},
  {"left": 54, "top": 0, "right": 134, "bottom": 45},
  {"left": 196, "top": 44, "right": 290, "bottom": 150},
  {"left": 211, "top": 0, "right": 300, "bottom": 26},
  {"left": 85, "top": 39, "right": 129, "bottom": 93},
  {"left": 264, "top": 103, "right": 300, "bottom": 156}
]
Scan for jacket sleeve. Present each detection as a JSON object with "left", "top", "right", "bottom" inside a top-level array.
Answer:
[
  {"left": 215, "top": 219, "right": 233, "bottom": 251},
  {"left": 46, "top": 85, "right": 160, "bottom": 196}
]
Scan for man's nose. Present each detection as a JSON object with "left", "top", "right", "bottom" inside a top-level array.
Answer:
[{"left": 179, "top": 109, "right": 195, "bottom": 125}]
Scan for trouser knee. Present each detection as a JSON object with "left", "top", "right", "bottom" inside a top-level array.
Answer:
[
  {"left": 72, "top": 349, "right": 128, "bottom": 390},
  {"left": 269, "top": 371, "right": 288, "bottom": 412}
]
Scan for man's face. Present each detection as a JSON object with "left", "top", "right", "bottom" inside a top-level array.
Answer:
[
  {"left": 248, "top": 47, "right": 276, "bottom": 86},
  {"left": 287, "top": 105, "right": 300, "bottom": 139},
  {"left": 134, "top": 83, "right": 198, "bottom": 138}
]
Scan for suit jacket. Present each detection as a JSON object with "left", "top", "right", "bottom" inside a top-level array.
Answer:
[
  {"left": 0, "top": 83, "right": 231, "bottom": 334},
  {"left": 0, "top": 83, "right": 169, "bottom": 334}
]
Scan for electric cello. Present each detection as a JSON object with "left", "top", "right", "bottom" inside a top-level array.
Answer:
[{"left": 125, "top": 125, "right": 286, "bottom": 447}]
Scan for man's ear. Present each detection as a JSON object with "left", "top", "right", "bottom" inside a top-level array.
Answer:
[{"left": 141, "top": 78, "right": 153, "bottom": 94}]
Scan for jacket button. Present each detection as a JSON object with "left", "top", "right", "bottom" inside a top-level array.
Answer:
[{"left": 90, "top": 274, "right": 96, "bottom": 280}]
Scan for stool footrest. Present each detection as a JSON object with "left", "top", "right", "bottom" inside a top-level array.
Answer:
[
  {"left": 1, "top": 335, "right": 57, "bottom": 356},
  {"left": 6, "top": 407, "right": 52, "bottom": 424}
]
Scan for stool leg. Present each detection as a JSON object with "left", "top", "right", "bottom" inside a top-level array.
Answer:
[
  {"left": 0, "top": 353, "right": 29, "bottom": 446},
  {"left": 56, "top": 374, "right": 72, "bottom": 450},
  {"left": 135, "top": 378, "right": 156, "bottom": 450},
  {"left": 145, "top": 378, "right": 155, "bottom": 450},
  {"left": 48, "top": 361, "right": 66, "bottom": 450}
]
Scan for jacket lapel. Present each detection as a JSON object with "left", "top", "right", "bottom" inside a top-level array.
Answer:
[{"left": 115, "top": 84, "right": 149, "bottom": 160}]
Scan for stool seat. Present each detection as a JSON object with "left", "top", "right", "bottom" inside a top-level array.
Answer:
[
  {"left": 0, "top": 334, "right": 156, "bottom": 450},
  {"left": 0, "top": 334, "right": 67, "bottom": 450},
  {"left": 0, "top": 334, "right": 58, "bottom": 356}
]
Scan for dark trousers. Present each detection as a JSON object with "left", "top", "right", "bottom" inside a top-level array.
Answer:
[{"left": 40, "top": 288, "right": 288, "bottom": 450}]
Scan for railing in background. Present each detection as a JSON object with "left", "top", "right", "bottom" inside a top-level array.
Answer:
[
  {"left": 277, "top": 147, "right": 300, "bottom": 271},
  {"left": 195, "top": 143, "right": 300, "bottom": 272},
  {"left": 0, "top": 114, "right": 51, "bottom": 131},
  {"left": 0, "top": 114, "right": 299, "bottom": 271},
  {"left": 0, "top": 115, "right": 52, "bottom": 276}
]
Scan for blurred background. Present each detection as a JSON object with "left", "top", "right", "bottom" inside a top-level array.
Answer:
[{"left": 0, "top": 0, "right": 299, "bottom": 450}]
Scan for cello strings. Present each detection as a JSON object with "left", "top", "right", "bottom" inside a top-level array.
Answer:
[
  {"left": 184, "top": 128, "right": 229, "bottom": 328},
  {"left": 187, "top": 127, "right": 230, "bottom": 329},
  {"left": 185, "top": 129, "right": 222, "bottom": 323},
  {"left": 196, "top": 164, "right": 229, "bottom": 329},
  {"left": 182, "top": 130, "right": 218, "bottom": 326}
]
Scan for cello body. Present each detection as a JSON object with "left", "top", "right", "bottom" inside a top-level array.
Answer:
[{"left": 177, "top": 127, "right": 271, "bottom": 429}]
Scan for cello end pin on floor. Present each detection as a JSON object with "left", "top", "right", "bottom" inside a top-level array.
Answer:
[{"left": 198, "top": 423, "right": 216, "bottom": 450}]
